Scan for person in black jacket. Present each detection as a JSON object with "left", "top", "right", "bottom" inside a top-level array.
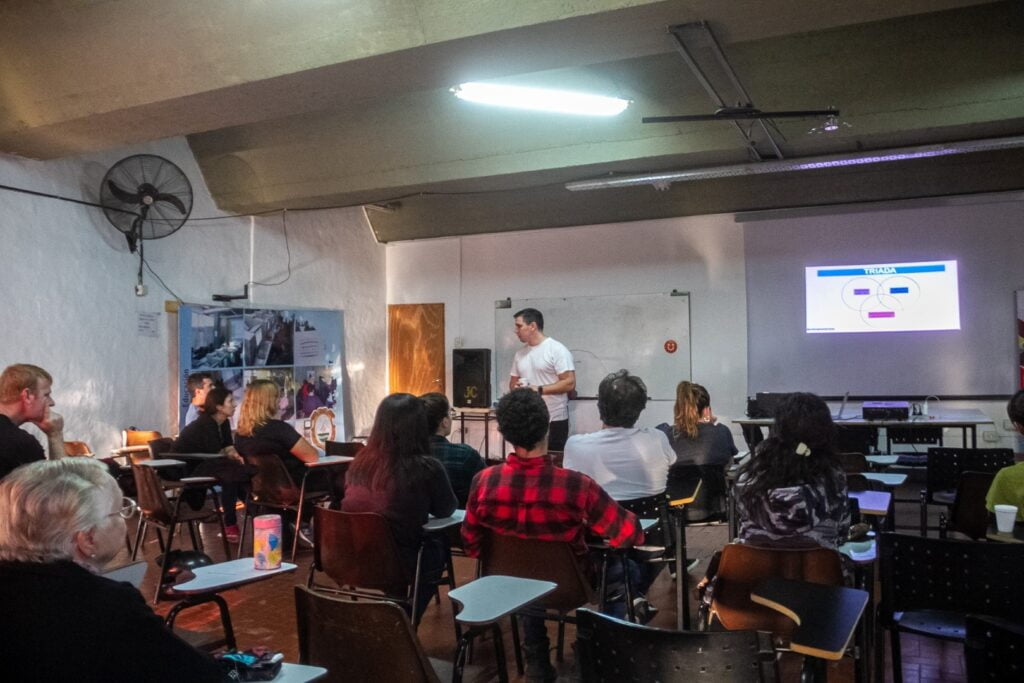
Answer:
[{"left": 0, "top": 458, "right": 225, "bottom": 682}]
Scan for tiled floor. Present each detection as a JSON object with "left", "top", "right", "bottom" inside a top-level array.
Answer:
[{"left": 115, "top": 481, "right": 966, "bottom": 682}]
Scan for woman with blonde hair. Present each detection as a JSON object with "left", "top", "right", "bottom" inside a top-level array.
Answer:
[
  {"left": 658, "top": 381, "right": 737, "bottom": 467},
  {"left": 234, "top": 378, "right": 319, "bottom": 484},
  {"left": 0, "top": 458, "right": 223, "bottom": 681}
]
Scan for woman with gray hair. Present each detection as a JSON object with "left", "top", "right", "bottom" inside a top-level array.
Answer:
[{"left": 0, "top": 458, "right": 225, "bottom": 681}]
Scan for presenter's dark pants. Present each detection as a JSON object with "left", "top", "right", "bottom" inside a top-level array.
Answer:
[{"left": 548, "top": 419, "right": 569, "bottom": 452}]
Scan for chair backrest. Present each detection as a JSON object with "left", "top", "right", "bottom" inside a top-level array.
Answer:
[
  {"left": 131, "top": 464, "right": 175, "bottom": 524},
  {"left": 480, "top": 532, "right": 596, "bottom": 611},
  {"left": 123, "top": 429, "right": 162, "bottom": 447},
  {"left": 576, "top": 608, "right": 778, "bottom": 682},
  {"left": 62, "top": 440, "right": 93, "bottom": 457},
  {"left": 878, "top": 532, "right": 1024, "bottom": 622},
  {"left": 242, "top": 453, "right": 300, "bottom": 506},
  {"left": 147, "top": 437, "right": 175, "bottom": 460},
  {"left": 839, "top": 452, "right": 868, "bottom": 474},
  {"left": 945, "top": 470, "right": 996, "bottom": 540},
  {"left": 964, "top": 614, "right": 1024, "bottom": 682},
  {"left": 710, "top": 543, "right": 844, "bottom": 634},
  {"left": 294, "top": 585, "right": 441, "bottom": 683},
  {"left": 925, "top": 447, "right": 1014, "bottom": 495},
  {"left": 324, "top": 440, "right": 365, "bottom": 457},
  {"left": 312, "top": 507, "right": 411, "bottom": 590},
  {"left": 845, "top": 473, "right": 885, "bottom": 493},
  {"left": 618, "top": 492, "right": 671, "bottom": 546}
]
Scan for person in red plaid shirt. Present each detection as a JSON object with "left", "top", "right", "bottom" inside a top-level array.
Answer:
[{"left": 462, "top": 388, "right": 643, "bottom": 682}]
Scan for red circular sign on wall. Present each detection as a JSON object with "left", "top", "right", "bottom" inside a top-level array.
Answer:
[{"left": 664, "top": 340, "right": 678, "bottom": 353}]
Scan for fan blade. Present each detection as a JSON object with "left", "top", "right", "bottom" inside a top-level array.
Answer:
[
  {"left": 107, "top": 180, "right": 142, "bottom": 204},
  {"left": 152, "top": 192, "right": 187, "bottom": 215}
]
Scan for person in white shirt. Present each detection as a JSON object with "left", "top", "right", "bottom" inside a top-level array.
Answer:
[
  {"left": 563, "top": 370, "right": 674, "bottom": 501},
  {"left": 183, "top": 372, "right": 213, "bottom": 426},
  {"left": 508, "top": 308, "right": 576, "bottom": 451},
  {"left": 563, "top": 369, "right": 672, "bottom": 619}
]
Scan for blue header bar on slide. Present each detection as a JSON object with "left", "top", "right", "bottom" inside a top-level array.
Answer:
[{"left": 816, "top": 264, "right": 946, "bottom": 277}]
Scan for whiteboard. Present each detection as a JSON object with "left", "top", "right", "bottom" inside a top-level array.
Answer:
[{"left": 494, "top": 292, "right": 691, "bottom": 401}]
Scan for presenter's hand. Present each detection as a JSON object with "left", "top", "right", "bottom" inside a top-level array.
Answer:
[{"left": 36, "top": 408, "right": 64, "bottom": 436}]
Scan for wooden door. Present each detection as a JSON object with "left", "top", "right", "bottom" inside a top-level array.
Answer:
[{"left": 388, "top": 303, "right": 445, "bottom": 395}]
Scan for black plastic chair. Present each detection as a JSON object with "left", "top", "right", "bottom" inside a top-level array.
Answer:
[
  {"left": 576, "top": 608, "right": 778, "bottom": 682},
  {"left": 939, "top": 471, "right": 996, "bottom": 540},
  {"left": 920, "top": 448, "right": 1013, "bottom": 535},
  {"left": 964, "top": 614, "right": 1024, "bottom": 682},
  {"left": 878, "top": 532, "right": 1024, "bottom": 683}
]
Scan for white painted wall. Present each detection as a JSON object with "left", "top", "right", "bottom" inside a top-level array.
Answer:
[
  {"left": 386, "top": 215, "right": 749, "bottom": 451},
  {"left": 0, "top": 137, "right": 385, "bottom": 455}
]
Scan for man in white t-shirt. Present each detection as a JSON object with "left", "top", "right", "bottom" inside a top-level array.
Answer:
[
  {"left": 563, "top": 370, "right": 673, "bottom": 501},
  {"left": 508, "top": 308, "right": 576, "bottom": 451}
]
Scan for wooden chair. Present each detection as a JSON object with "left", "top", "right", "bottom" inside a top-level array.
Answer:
[
  {"left": 705, "top": 543, "right": 844, "bottom": 636},
  {"left": 939, "top": 471, "right": 996, "bottom": 540},
  {"left": 129, "top": 463, "right": 229, "bottom": 603},
  {"left": 62, "top": 440, "right": 94, "bottom": 457},
  {"left": 480, "top": 532, "right": 596, "bottom": 668},
  {"left": 878, "top": 532, "right": 1024, "bottom": 683},
  {"left": 306, "top": 507, "right": 455, "bottom": 631},
  {"left": 964, "top": 614, "right": 1024, "bottom": 682},
  {"left": 112, "top": 429, "right": 163, "bottom": 465},
  {"left": 576, "top": 608, "right": 778, "bottom": 682},
  {"left": 920, "top": 448, "right": 1013, "bottom": 535},
  {"left": 294, "top": 586, "right": 474, "bottom": 683},
  {"left": 237, "top": 453, "right": 332, "bottom": 561}
]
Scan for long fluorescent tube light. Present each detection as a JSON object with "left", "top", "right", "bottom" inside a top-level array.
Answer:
[{"left": 452, "top": 82, "right": 630, "bottom": 116}]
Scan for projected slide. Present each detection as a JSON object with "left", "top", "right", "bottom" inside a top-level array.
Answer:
[{"left": 806, "top": 260, "right": 960, "bottom": 334}]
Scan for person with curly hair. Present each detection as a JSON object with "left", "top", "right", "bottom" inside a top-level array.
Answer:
[
  {"left": 462, "top": 388, "right": 642, "bottom": 682},
  {"left": 734, "top": 392, "right": 850, "bottom": 548}
]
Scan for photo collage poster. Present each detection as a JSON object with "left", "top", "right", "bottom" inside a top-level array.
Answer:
[{"left": 178, "top": 304, "right": 344, "bottom": 447}]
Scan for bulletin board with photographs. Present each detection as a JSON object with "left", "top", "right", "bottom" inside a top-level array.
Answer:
[{"left": 177, "top": 304, "right": 344, "bottom": 446}]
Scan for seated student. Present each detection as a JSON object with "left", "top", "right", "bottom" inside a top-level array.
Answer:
[
  {"left": 657, "top": 381, "right": 738, "bottom": 517},
  {"left": 986, "top": 389, "right": 1024, "bottom": 521},
  {"left": 463, "top": 388, "right": 643, "bottom": 683},
  {"left": 342, "top": 394, "right": 457, "bottom": 617},
  {"left": 419, "top": 392, "right": 486, "bottom": 507},
  {"left": 564, "top": 370, "right": 674, "bottom": 501},
  {"left": 735, "top": 392, "right": 850, "bottom": 549},
  {"left": 183, "top": 372, "right": 214, "bottom": 426},
  {"left": 0, "top": 363, "right": 65, "bottom": 481},
  {"left": 233, "top": 379, "right": 320, "bottom": 485},
  {"left": 174, "top": 387, "right": 252, "bottom": 542},
  {"left": 0, "top": 459, "right": 224, "bottom": 681},
  {"left": 658, "top": 381, "right": 738, "bottom": 467}
]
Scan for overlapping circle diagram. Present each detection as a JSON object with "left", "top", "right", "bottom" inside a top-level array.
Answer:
[{"left": 840, "top": 276, "right": 921, "bottom": 327}]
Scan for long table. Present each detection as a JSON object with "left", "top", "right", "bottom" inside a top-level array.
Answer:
[{"left": 735, "top": 408, "right": 993, "bottom": 448}]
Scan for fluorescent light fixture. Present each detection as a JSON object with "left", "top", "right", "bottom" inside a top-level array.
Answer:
[{"left": 452, "top": 82, "right": 630, "bottom": 116}]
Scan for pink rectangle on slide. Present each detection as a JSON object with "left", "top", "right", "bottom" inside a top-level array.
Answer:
[{"left": 868, "top": 311, "right": 895, "bottom": 318}]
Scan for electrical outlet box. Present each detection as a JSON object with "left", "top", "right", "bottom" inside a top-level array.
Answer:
[
  {"left": 982, "top": 430, "right": 1000, "bottom": 443},
  {"left": 454, "top": 337, "right": 464, "bottom": 348},
  {"left": 1004, "top": 419, "right": 1016, "bottom": 431}
]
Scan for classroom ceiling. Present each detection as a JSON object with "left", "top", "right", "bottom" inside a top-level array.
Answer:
[{"left": 1, "top": 0, "right": 1022, "bottom": 242}]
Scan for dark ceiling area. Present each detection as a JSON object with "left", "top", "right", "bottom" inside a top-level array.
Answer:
[{"left": 2, "top": 1, "right": 1022, "bottom": 241}]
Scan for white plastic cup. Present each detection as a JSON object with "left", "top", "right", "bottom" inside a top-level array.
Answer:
[
  {"left": 994, "top": 504, "right": 1018, "bottom": 534},
  {"left": 253, "top": 514, "right": 283, "bottom": 569}
]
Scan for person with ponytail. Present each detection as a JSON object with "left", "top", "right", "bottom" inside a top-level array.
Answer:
[
  {"left": 658, "top": 381, "right": 737, "bottom": 467},
  {"left": 734, "top": 392, "right": 850, "bottom": 549}
]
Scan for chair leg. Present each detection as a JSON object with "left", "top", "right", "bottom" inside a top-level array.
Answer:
[
  {"left": 890, "top": 627, "right": 903, "bottom": 683},
  {"left": 236, "top": 501, "right": 253, "bottom": 560},
  {"left": 153, "top": 522, "right": 177, "bottom": 604},
  {"left": 623, "top": 554, "right": 636, "bottom": 623},
  {"left": 131, "top": 518, "right": 146, "bottom": 561},
  {"left": 291, "top": 488, "right": 306, "bottom": 563},
  {"left": 556, "top": 617, "right": 565, "bottom": 662},
  {"left": 510, "top": 613, "right": 524, "bottom": 676},
  {"left": 491, "top": 622, "right": 509, "bottom": 683},
  {"left": 187, "top": 520, "right": 201, "bottom": 551},
  {"left": 919, "top": 491, "right": 928, "bottom": 536},
  {"left": 211, "top": 488, "right": 230, "bottom": 559},
  {"left": 410, "top": 545, "right": 424, "bottom": 630}
]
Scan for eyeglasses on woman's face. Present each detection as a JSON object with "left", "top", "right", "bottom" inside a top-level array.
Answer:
[{"left": 108, "top": 497, "right": 137, "bottom": 519}]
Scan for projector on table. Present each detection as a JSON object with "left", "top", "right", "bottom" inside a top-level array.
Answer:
[{"left": 862, "top": 401, "right": 910, "bottom": 421}]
